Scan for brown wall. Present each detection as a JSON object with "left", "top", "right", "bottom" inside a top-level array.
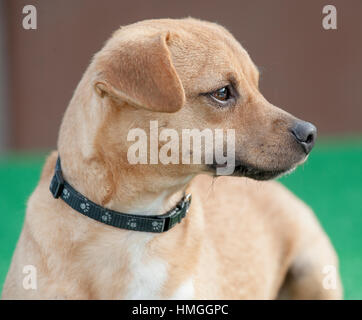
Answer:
[{"left": 3, "top": 0, "right": 362, "bottom": 150}]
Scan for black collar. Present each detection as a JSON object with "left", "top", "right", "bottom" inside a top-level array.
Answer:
[{"left": 49, "top": 157, "right": 192, "bottom": 233}]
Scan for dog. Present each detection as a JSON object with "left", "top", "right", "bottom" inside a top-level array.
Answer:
[{"left": 2, "top": 18, "right": 342, "bottom": 299}]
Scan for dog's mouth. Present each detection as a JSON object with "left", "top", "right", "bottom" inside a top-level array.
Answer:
[{"left": 208, "top": 160, "right": 298, "bottom": 181}]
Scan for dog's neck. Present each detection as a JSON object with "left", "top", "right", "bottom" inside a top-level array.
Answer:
[{"left": 57, "top": 152, "right": 192, "bottom": 216}]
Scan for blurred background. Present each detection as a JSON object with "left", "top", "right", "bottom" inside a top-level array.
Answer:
[{"left": 0, "top": 0, "right": 361, "bottom": 298}]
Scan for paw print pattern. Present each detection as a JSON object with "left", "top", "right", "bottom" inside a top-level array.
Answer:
[
  {"left": 62, "top": 188, "right": 70, "bottom": 200},
  {"left": 152, "top": 221, "right": 163, "bottom": 232},
  {"left": 126, "top": 218, "right": 137, "bottom": 229},
  {"left": 80, "top": 202, "right": 90, "bottom": 213},
  {"left": 101, "top": 212, "right": 112, "bottom": 223}
]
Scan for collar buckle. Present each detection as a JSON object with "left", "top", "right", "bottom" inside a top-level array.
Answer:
[
  {"left": 50, "top": 169, "right": 64, "bottom": 199},
  {"left": 162, "top": 193, "right": 192, "bottom": 232}
]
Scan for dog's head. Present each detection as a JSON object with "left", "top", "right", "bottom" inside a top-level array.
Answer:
[{"left": 64, "top": 18, "right": 316, "bottom": 186}]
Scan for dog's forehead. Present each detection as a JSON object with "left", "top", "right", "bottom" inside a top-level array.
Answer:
[{"left": 109, "top": 18, "right": 258, "bottom": 91}]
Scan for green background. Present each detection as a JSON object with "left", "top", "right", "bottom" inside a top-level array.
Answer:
[{"left": 1, "top": 138, "right": 361, "bottom": 299}]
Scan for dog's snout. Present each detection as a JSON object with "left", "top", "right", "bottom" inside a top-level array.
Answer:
[{"left": 290, "top": 121, "right": 317, "bottom": 154}]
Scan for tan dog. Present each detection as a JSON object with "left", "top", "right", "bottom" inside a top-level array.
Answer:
[{"left": 2, "top": 18, "right": 342, "bottom": 299}]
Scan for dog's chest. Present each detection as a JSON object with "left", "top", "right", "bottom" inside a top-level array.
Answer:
[
  {"left": 123, "top": 234, "right": 167, "bottom": 299},
  {"left": 122, "top": 234, "right": 194, "bottom": 299}
]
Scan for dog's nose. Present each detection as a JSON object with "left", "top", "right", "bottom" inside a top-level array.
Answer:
[{"left": 290, "top": 121, "right": 317, "bottom": 154}]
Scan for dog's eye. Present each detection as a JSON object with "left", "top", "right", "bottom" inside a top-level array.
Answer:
[
  {"left": 210, "top": 87, "right": 231, "bottom": 102},
  {"left": 207, "top": 85, "right": 238, "bottom": 107},
  {"left": 202, "top": 84, "right": 237, "bottom": 107}
]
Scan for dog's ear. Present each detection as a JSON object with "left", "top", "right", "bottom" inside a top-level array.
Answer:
[{"left": 94, "top": 31, "right": 185, "bottom": 113}]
